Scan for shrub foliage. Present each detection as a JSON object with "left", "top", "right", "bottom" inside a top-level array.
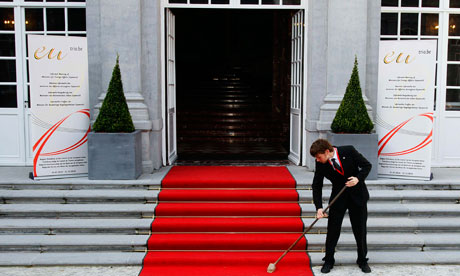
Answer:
[
  {"left": 330, "top": 57, "right": 374, "bottom": 133},
  {"left": 93, "top": 56, "right": 135, "bottom": 133}
]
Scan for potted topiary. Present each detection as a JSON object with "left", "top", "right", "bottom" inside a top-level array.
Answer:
[
  {"left": 327, "top": 56, "right": 378, "bottom": 179},
  {"left": 88, "top": 55, "right": 142, "bottom": 180}
]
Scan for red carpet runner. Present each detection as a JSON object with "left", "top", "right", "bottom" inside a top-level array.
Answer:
[{"left": 140, "top": 166, "right": 314, "bottom": 276}]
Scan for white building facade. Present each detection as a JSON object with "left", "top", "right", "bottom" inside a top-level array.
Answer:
[{"left": 0, "top": 0, "right": 458, "bottom": 172}]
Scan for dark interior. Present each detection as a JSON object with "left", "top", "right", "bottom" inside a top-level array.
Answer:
[{"left": 173, "top": 9, "right": 294, "bottom": 161}]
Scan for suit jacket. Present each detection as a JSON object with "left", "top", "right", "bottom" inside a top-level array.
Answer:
[{"left": 312, "top": 145, "right": 372, "bottom": 210}]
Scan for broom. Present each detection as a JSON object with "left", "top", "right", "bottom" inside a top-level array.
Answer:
[{"left": 267, "top": 185, "right": 348, "bottom": 273}]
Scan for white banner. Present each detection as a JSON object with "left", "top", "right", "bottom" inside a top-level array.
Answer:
[
  {"left": 28, "top": 35, "right": 90, "bottom": 179},
  {"left": 376, "top": 40, "right": 436, "bottom": 180}
]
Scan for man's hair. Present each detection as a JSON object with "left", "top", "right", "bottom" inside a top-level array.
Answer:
[{"left": 310, "top": 139, "right": 333, "bottom": 157}]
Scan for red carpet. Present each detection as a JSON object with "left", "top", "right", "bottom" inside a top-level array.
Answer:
[{"left": 140, "top": 166, "right": 314, "bottom": 276}]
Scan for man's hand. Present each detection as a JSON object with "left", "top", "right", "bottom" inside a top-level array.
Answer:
[
  {"left": 316, "top": 208, "right": 328, "bottom": 219},
  {"left": 345, "top": 176, "right": 359, "bottom": 187}
]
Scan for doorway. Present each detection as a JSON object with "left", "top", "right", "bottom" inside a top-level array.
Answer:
[{"left": 173, "top": 9, "right": 293, "bottom": 162}]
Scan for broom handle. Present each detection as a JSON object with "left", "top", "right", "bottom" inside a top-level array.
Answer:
[{"left": 273, "top": 185, "right": 348, "bottom": 266}]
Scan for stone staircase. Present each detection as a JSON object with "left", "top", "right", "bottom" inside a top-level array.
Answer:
[
  {"left": 1, "top": 166, "right": 460, "bottom": 265},
  {"left": 176, "top": 67, "right": 289, "bottom": 160}
]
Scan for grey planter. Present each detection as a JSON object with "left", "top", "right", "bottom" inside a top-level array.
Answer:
[
  {"left": 88, "top": 130, "right": 142, "bottom": 180},
  {"left": 327, "top": 132, "right": 378, "bottom": 180}
]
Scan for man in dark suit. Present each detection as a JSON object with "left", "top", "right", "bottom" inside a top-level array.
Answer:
[{"left": 310, "top": 139, "right": 372, "bottom": 274}]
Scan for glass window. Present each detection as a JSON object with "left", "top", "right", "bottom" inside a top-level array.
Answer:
[
  {"left": 0, "top": 85, "right": 17, "bottom": 108},
  {"left": 68, "top": 8, "right": 86, "bottom": 31},
  {"left": 212, "top": 0, "right": 230, "bottom": 3},
  {"left": 25, "top": 9, "right": 44, "bottom": 31},
  {"left": 190, "top": 0, "right": 208, "bottom": 3},
  {"left": 68, "top": 0, "right": 86, "bottom": 2},
  {"left": 435, "top": 64, "right": 438, "bottom": 85},
  {"left": 241, "top": 0, "right": 259, "bottom": 4},
  {"left": 422, "top": 0, "right": 439, "bottom": 7},
  {"left": 68, "top": 33, "right": 86, "bottom": 37},
  {"left": 401, "top": 13, "right": 418, "bottom": 35},
  {"left": 26, "top": 60, "right": 29, "bottom": 82},
  {"left": 422, "top": 37, "right": 439, "bottom": 60},
  {"left": 283, "top": 0, "right": 300, "bottom": 4},
  {"left": 0, "top": 34, "right": 15, "bottom": 57},
  {"left": 448, "top": 39, "right": 460, "bottom": 61},
  {"left": 447, "top": 64, "right": 460, "bottom": 86},
  {"left": 421, "top": 13, "right": 438, "bottom": 35},
  {"left": 25, "top": 0, "right": 44, "bottom": 2},
  {"left": 46, "top": 0, "right": 65, "bottom": 2},
  {"left": 450, "top": 0, "right": 460, "bottom": 8},
  {"left": 0, "top": 60, "right": 16, "bottom": 82},
  {"left": 381, "top": 13, "right": 398, "bottom": 35},
  {"left": 446, "top": 89, "right": 460, "bottom": 110},
  {"left": 0, "top": 8, "right": 14, "bottom": 31},
  {"left": 262, "top": 0, "right": 280, "bottom": 4},
  {"left": 382, "top": 0, "right": 398, "bottom": 6},
  {"left": 169, "top": 0, "right": 187, "bottom": 3},
  {"left": 402, "top": 0, "right": 419, "bottom": 7},
  {"left": 46, "top": 8, "right": 65, "bottom": 31},
  {"left": 449, "top": 14, "right": 460, "bottom": 36},
  {"left": 0, "top": 0, "right": 14, "bottom": 2}
]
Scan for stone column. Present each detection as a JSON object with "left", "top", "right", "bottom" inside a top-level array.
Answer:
[
  {"left": 305, "top": 0, "right": 379, "bottom": 169},
  {"left": 87, "top": 0, "right": 153, "bottom": 173},
  {"left": 140, "top": 0, "right": 163, "bottom": 170}
]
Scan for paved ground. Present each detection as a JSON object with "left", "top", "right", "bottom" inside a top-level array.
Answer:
[{"left": 0, "top": 265, "right": 460, "bottom": 276}]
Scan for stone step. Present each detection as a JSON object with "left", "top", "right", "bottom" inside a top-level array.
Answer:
[
  {"left": 2, "top": 189, "right": 459, "bottom": 204},
  {"left": 302, "top": 217, "right": 460, "bottom": 233},
  {"left": 177, "top": 122, "right": 284, "bottom": 131},
  {"left": 1, "top": 216, "right": 460, "bottom": 235},
  {"left": 0, "top": 204, "right": 157, "bottom": 218},
  {"left": 305, "top": 232, "right": 460, "bottom": 251},
  {"left": 309, "top": 250, "right": 460, "bottom": 265},
  {"left": 0, "top": 167, "right": 170, "bottom": 190},
  {"left": 0, "top": 233, "right": 459, "bottom": 252},
  {"left": 1, "top": 202, "right": 459, "bottom": 218},
  {"left": 177, "top": 129, "right": 284, "bottom": 137},
  {"left": 178, "top": 136, "right": 286, "bottom": 143},
  {"left": 288, "top": 166, "right": 460, "bottom": 190},
  {"left": 0, "top": 235, "right": 148, "bottom": 252},
  {"left": 299, "top": 203, "right": 460, "bottom": 217},
  {"left": 298, "top": 190, "right": 460, "bottom": 203},
  {"left": 298, "top": 182, "right": 460, "bottom": 191},
  {"left": 0, "top": 219, "right": 153, "bottom": 235},
  {"left": 1, "top": 250, "right": 459, "bottom": 266},
  {"left": 0, "top": 182, "right": 159, "bottom": 191},
  {"left": 0, "top": 252, "right": 145, "bottom": 266},
  {"left": 1, "top": 190, "right": 160, "bottom": 204}
]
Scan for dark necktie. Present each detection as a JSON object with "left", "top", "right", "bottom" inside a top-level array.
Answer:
[{"left": 331, "top": 158, "right": 341, "bottom": 171}]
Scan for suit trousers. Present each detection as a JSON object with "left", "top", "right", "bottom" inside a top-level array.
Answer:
[{"left": 323, "top": 194, "right": 368, "bottom": 265}]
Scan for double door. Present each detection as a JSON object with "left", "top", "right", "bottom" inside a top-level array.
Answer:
[{"left": 163, "top": 8, "right": 306, "bottom": 165}]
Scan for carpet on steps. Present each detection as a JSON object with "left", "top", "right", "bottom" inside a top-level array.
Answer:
[{"left": 140, "top": 166, "right": 313, "bottom": 276}]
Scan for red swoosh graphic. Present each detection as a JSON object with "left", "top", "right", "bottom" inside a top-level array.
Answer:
[
  {"left": 378, "top": 112, "right": 433, "bottom": 157},
  {"left": 33, "top": 109, "right": 91, "bottom": 177}
]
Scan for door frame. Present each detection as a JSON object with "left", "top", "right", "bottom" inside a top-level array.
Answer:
[{"left": 160, "top": 0, "right": 309, "bottom": 166}]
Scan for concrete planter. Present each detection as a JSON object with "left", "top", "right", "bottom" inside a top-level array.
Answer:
[
  {"left": 327, "top": 132, "right": 378, "bottom": 180},
  {"left": 88, "top": 130, "right": 142, "bottom": 180}
]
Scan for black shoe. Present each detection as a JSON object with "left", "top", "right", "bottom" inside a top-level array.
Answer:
[
  {"left": 358, "top": 262, "right": 371, "bottom": 273},
  {"left": 321, "top": 263, "right": 334, "bottom": 273}
]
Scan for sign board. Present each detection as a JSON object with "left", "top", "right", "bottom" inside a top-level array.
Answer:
[
  {"left": 376, "top": 40, "right": 437, "bottom": 180},
  {"left": 28, "top": 35, "right": 90, "bottom": 179}
]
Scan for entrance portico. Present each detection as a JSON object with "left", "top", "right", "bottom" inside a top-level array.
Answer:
[{"left": 85, "top": 0, "right": 380, "bottom": 171}]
